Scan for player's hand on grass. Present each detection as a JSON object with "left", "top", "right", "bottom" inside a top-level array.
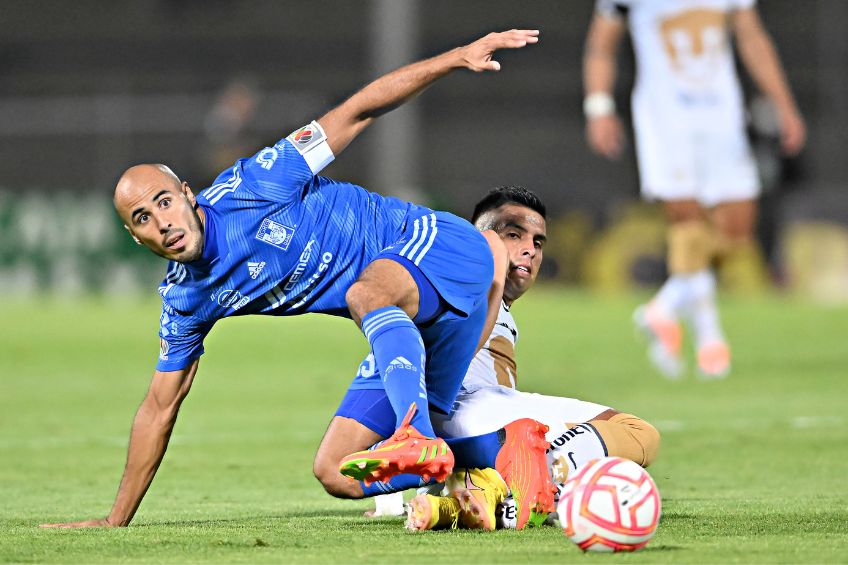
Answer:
[
  {"left": 40, "top": 518, "right": 118, "bottom": 528},
  {"left": 459, "top": 29, "right": 539, "bottom": 72},
  {"left": 586, "top": 114, "right": 625, "bottom": 160}
]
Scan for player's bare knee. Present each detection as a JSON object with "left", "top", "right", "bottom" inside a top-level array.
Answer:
[
  {"left": 344, "top": 282, "right": 371, "bottom": 324},
  {"left": 345, "top": 278, "right": 416, "bottom": 324},
  {"left": 345, "top": 282, "right": 395, "bottom": 324},
  {"left": 312, "top": 458, "right": 361, "bottom": 499},
  {"left": 663, "top": 200, "right": 703, "bottom": 224}
]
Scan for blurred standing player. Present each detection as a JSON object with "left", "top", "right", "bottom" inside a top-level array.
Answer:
[
  {"left": 583, "top": 1, "right": 805, "bottom": 377},
  {"left": 42, "top": 29, "right": 548, "bottom": 529}
]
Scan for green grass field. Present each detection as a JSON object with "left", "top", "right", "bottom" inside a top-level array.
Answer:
[{"left": 2, "top": 288, "right": 847, "bottom": 564}]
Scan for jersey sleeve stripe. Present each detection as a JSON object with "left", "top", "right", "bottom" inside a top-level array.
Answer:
[
  {"left": 412, "top": 213, "right": 438, "bottom": 266},
  {"left": 403, "top": 214, "right": 430, "bottom": 262},
  {"left": 399, "top": 218, "right": 421, "bottom": 257}
]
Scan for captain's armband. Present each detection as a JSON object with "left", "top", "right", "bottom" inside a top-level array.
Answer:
[{"left": 285, "top": 121, "right": 335, "bottom": 175}]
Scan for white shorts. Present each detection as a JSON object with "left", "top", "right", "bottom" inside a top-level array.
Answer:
[
  {"left": 633, "top": 110, "right": 760, "bottom": 207},
  {"left": 431, "top": 386, "right": 611, "bottom": 443}
]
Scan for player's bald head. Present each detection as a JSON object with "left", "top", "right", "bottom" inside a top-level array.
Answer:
[{"left": 114, "top": 164, "right": 180, "bottom": 205}]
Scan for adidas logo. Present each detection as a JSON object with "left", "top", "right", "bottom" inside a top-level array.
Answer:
[
  {"left": 385, "top": 356, "right": 416, "bottom": 374},
  {"left": 248, "top": 261, "right": 266, "bottom": 279}
]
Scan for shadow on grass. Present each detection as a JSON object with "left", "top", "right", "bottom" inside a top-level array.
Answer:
[{"left": 640, "top": 544, "right": 685, "bottom": 552}]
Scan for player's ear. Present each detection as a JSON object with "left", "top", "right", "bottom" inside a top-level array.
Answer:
[
  {"left": 181, "top": 181, "right": 197, "bottom": 206},
  {"left": 124, "top": 224, "right": 142, "bottom": 245}
]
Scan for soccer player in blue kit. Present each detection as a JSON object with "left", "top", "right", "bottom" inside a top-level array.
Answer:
[{"left": 42, "top": 29, "right": 557, "bottom": 529}]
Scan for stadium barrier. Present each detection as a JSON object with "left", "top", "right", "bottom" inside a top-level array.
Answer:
[{"left": 0, "top": 191, "right": 161, "bottom": 295}]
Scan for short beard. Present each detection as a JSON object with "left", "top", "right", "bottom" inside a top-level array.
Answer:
[{"left": 180, "top": 204, "right": 206, "bottom": 262}]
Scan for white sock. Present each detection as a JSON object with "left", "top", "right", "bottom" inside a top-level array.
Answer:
[
  {"left": 651, "top": 275, "right": 692, "bottom": 319},
  {"left": 370, "top": 492, "right": 405, "bottom": 517},
  {"left": 546, "top": 423, "right": 608, "bottom": 501},
  {"left": 685, "top": 270, "right": 725, "bottom": 348}
]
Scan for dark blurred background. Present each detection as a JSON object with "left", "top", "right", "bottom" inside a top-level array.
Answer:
[{"left": 1, "top": 0, "right": 846, "bottom": 298}]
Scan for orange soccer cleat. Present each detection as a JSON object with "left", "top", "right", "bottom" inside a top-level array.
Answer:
[
  {"left": 338, "top": 403, "right": 454, "bottom": 486},
  {"left": 697, "top": 340, "right": 731, "bottom": 379},
  {"left": 634, "top": 303, "right": 684, "bottom": 379},
  {"left": 494, "top": 418, "right": 557, "bottom": 529}
]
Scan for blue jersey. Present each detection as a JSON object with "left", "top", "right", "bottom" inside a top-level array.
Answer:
[{"left": 156, "top": 122, "right": 430, "bottom": 371}]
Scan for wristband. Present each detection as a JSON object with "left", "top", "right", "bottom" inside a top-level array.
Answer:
[{"left": 583, "top": 92, "right": 616, "bottom": 119}]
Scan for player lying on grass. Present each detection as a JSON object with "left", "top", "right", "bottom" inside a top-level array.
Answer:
[
  {"left": 42, "top": 29, "right": 555, "bottom": 529},
  {"left": 353, "top": 186, "right": 661, "bottom": 530}
]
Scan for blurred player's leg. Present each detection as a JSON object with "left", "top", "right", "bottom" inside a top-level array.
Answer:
[
  {"left": 686, "top": 270, "right": 730, "bottom": 378},
  {"left": 694, "top": 198, "right": 761, "bottom": 378},
  {"left": 637, "top": 201, "right": 707, "bottom": 377}
]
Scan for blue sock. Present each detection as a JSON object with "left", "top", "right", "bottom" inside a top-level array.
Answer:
[
  {"left": 361, "top": 306, "right": 434, "bottom": 437},
  {"left": 360, "top": 474, "right": 435, "bottom": 497},
  {"left": 445, "top": 430, "right": 503, "bottom": 469}
]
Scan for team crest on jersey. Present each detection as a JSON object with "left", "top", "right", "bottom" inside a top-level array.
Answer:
[
  {"left": 256, "top": 218, "right": 295, "bottom": 251},
  {"left": 286, "top": 122, "right": 326, "bottom": 155}
]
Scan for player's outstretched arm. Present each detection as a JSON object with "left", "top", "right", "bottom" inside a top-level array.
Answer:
[
  {"left": 318, "top": 29, "right": 539, "bottom": 157},
  {"left": 733, "top": 7, "right": 806, "bottom": 156},
  {"left": 40, "top": 361, "right": 200, "bottom": 528},
  {"left": 583, "top": 13, "right": 626, "bottom": 160}
]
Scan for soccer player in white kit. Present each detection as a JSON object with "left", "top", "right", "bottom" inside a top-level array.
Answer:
[
  {"left": 397, "top": 186, "right": 660, "bottom": 530},
  {"left": 583, "top": 0, "right": 805, "bottom": 378}
]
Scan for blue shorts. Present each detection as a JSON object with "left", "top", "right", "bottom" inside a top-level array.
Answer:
[
  {"left": 335, "top": 389, "right": 396, "bottom": 438},
  {"left": 342, "top": 211, "right": 492, "bottom": 421},
  {"left": 377, "top": 211, "right": 492, "bottom": 319}
]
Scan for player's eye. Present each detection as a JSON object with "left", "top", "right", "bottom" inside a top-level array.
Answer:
[
  {"left": 138, "top": 213, "right": 149, "bottom": 224},
  {"left": 159, "top": 198, "right": 171, "bottom": 209},
  {"left": 507, "top": 232, "right": 520, "bottom": 239}
]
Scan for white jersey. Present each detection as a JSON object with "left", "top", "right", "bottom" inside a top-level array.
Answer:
[
  {"left": 461, "top": 301, "right": 519, "bottom": 392},
  {"left": 600, "top": 0, "right": 754, "bottom": 127},
  {"left": 432, "top": 301, "right": 609, "bottom": 440},
  {"left": 597, "top": 0, "right": 760, "bottom": 204}
]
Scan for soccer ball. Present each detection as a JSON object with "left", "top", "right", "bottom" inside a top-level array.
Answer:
[{"left": 557, "top": 456, "right": 661, "bottom": 552}]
